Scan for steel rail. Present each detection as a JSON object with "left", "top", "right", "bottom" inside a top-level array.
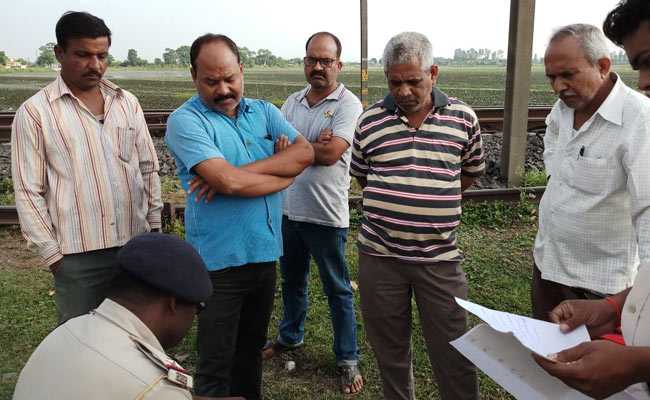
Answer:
[
  {"left": 0, "top": 106, "right": 552, "bottom": 142},
  {"left": 0, "top": 187, "right": 546, "bottom": 226}
]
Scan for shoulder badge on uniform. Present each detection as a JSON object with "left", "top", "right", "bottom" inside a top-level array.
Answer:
[
  {"left": 130, "top": 335, "right": 193, "bottom": 389},
  {"left": 324, "top": 110, "right": 333, "bottom": 118}
]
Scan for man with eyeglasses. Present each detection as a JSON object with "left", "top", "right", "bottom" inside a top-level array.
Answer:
[{"left": 262, "top": 31, "right": 364, "bottom": 395}]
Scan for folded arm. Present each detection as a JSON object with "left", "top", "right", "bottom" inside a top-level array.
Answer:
[
  {"left": 193, "top": 158, "right": 294, "bottom": 197},
  {"left": 242, "top": 134, "right": 314, "bottom": 177},
  {"left": 311, "top": 128, "right": 350, "bottom": 166}
]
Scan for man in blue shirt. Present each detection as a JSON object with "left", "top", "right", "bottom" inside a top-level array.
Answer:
[{"left": 165, "top": 34, "right": 313, "bottom": 400}]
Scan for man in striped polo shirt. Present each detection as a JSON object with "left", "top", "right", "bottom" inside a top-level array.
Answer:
[{"left": 351, "top": 32, "right": 484, "bottom": 400}]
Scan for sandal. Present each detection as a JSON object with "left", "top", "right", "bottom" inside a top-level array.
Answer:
[
  {"left": 337, "top": 364, "right": 364, "bottom": 395},
  {"left": 261, "top": 339, "right": 303, "bottom": 360}
]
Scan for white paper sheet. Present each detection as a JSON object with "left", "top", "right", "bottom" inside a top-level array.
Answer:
[
  {"left": 455, "top": 297, "right": 589, "bottom": 357},
  {"left": 451, "top": 298, "right": 642, "bottom": 400},
  {"left": 451, "top": 324, "right": 637, "bottom": 400}
]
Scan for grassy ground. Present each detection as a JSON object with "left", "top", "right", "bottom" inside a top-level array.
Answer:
[
  {"left": 0, "top": 199, "right": 538, "bottom": 399},
  {"left": 0, "top": 65, "right": 639, "bottom": 112}
]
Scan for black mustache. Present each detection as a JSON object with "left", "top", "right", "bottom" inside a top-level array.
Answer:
[
  {"left": 83, "top": 72, "right": 101, "bottom": 78},
  {"left": 310, "top": 72, "right": 326, "bottom": 78},
  {"left": 213, "top": 94, "right": 235, "bottom": 103}
]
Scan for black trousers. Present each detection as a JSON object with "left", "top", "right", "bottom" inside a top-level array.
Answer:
[
  {"left": 194, "top": 262, "right": 276, "bottom": 399},
  {"left": 531, "top": 263, "right": 605, "bottom": 321}
]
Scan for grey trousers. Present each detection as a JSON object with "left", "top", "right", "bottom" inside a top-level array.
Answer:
[
  {"left": 53, "top": 247, "right": 121, "bottom": 324},
  {"left": 358, "top": 253, "right": 478, "bottom": 400}
]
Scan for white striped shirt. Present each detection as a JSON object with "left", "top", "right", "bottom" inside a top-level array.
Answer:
[{"left": 11, "top": 75, "right": 162, "bottom": 266}]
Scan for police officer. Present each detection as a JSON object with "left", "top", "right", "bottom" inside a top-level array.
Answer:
[{"left": 13, "top": 233, "right": 215, "bottom": 399}]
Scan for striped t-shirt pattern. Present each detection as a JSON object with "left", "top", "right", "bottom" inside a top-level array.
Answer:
[{"left": 351, "top": 89, "right": 484, "bottom": 263}]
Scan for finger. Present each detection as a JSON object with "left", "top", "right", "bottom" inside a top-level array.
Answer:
[
  {"left": 533, "top": 352, "right": 581, "bottom": 380},
  {"left": 549, "top": 302, "right": 580, "bottom": 332},
  {"left": 554, "top": 342, "right": 591, "bottom": 363},
  {"left": 188, "top": 178, "right": 200, "bottom": 193},
  {"left": 205, "top": 188, "right": 217, "bottom": 203}
]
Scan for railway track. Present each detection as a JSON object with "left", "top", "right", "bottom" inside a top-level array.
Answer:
[
  {"left": 0, "top": 106, "right": 551, "bottom": 143},
  {"left": 0, "top": 187, "right": 546, "bottom": 226},
  {"left": 0, "top": 106, "right": 549, "bottom": 225}
]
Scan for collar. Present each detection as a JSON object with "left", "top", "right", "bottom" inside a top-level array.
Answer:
[
  {"left": 45, "top": 74, "right": 122, "bottom": 103},
  {"left": 93, "top": 298, "right": 165, "bottom": 354},
  {"left": 559, "top": 73, "right": 625, "bottom": 127},
  {"left": 298, "top": 83, "right": 346, "bottom": 104},
  {"left": 194, "top": 95, "right": 252, "bottom": 117},
  {"left": 382, "top": 86, "right": 449, "bottom": 114},
  {"left": 593, "top": 73, "right": 625, "bottom": 126}
]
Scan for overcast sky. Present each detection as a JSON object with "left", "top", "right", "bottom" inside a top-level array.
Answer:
[{"left": 2, "top": 0, "right": 623, "bottom": 62}]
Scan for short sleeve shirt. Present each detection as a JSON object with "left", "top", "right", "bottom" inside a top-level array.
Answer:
[
  {"left": 281, "top": 84, "right": 363, "bottom": 228},
  {"left": 350, "top": 88, "right": 484, "bottom": 263},
  {"left": 165, "top": 96, "right": 298, "bottom": 270}
]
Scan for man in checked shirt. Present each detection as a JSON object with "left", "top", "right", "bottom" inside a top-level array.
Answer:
[
  {"left": 11, "top": 11, "right": 162, "bottom": 324},
  {"left": 532, "top": 23, "right": 650, "bottom": 321}
]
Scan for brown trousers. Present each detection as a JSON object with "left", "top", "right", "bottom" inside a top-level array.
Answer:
[
  {"left": 358, "top": 253, "right": 478, "bottom": 400},
  {"left": 531, "top": 263, "right": 605, "bottom": 321}
]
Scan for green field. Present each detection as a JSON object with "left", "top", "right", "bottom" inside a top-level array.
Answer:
[
  {"left": 0, "top": 64, "right": 639, "bottom": 112},
  {"left": 0, "top": 199, "right": 539, "bottom": 400}
]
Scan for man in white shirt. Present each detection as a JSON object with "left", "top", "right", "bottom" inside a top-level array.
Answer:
[
  {"left": 533, "top": 3, "right": 650, "bottom": 399},
  {"left": 532, "top": 23, "right": 650, "bottom": 320}
]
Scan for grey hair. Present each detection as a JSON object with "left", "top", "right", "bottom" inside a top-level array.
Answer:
[
  {"left": 549, "top": 23, "right": 611, "bottom": 64},
  {"left": 382, "top": 32, "right": 433, "bottom": 72}
]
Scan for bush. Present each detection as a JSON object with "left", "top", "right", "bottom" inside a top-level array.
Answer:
[{"left": 0, "top": 177, "right": 14, "bottom": 205}]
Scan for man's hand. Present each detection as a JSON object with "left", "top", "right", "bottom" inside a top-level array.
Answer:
[
  {"left": 549, "top": 299, "right": 618, "bottom": 338},
  {"left": 275, "top": 135, "right": 290, "bottom": 153},
  {"left": 49, "top": 259, "right": 62, "bottom": 275},
  {"left": 317, "top": 128, "right": 333, "bottom": 144},
  {"left": 188, "top": 175, "right": 218, "bottom": 203},
  {"left": 533, "top": 341, "right": 642, "bottom": 399}
]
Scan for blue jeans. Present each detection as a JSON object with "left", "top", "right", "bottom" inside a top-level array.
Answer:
[{"left": 278, "top": 217, "right": 359, "bottom": 365}]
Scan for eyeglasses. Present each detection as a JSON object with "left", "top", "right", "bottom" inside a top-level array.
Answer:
[{"left": 303, "top": 57, "right": 338, "bottom": 68}]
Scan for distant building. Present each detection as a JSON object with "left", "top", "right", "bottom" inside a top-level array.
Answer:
[{"left": 4, "top": 58, "right": 28, "bottom": 69}]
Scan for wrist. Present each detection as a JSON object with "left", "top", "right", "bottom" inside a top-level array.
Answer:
[
  {"left": 604, "top": 296, "right": 622, "bottom": 326},
  {"left": 627, "top": 346, "right": 650, "bottom": 383}
]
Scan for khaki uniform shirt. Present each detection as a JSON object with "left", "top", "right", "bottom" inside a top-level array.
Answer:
[
  {"left": 620, "top": 264, "right": 650, "bottom": 399},
  {"left": 13, "top": 299, "right": 192, "bottom": 400}
]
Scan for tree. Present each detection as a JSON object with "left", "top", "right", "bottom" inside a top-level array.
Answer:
[
  {"left": 162, "top": 48, "right": 177, "bottom": 65},
  {"left": 107, "top": 54, "right": 115, "bottom": 66},
  {"left": 0, "top": 51, "right": 7, "bottom": 65},
  {"left": 154, "top": 57, "right": 163, "bottom": 66},
  {"left": 36, "top": 42, "right": 56, "bottom": 67},
  {"left": 126, "top": 49, "right": 148, "bottom": 66},
  {"left": 239, "top": 47, "right": 255, "bottom": 68},
  {"left": 176, "top": 46, "right": 190, "bottom": 66},
  {"left": 127, "top": 49, "right": 139, "bottom": 66},
  {"left": 255, "top": 48, "right": 272, "bottom": 66}
]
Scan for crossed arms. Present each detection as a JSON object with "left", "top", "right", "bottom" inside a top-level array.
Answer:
[{"left": 191, "top": 134, "right": 314, "bottom": 199}]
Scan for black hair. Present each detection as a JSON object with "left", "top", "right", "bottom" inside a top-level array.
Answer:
[
  {"left": 305, "top": 31, "right": 342, "bottom": 59},
  {"left": 603, "top": 0, "right": 650, "bottom": 46},
  {"left": 55, "top": 11, "right": 112, "bottom": 49},
  {"left": 190, "top": 33, "right": 241, "bottom": 71}
]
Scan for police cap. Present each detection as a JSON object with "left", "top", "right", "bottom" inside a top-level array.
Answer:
[{"left": 117, "top": 233, "right": 212, "bottom": 304}]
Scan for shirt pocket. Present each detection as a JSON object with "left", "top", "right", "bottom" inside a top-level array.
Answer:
[
  {"left": 562, "top": 156, "right": 613, "bottom": 195},
  {"left": 116, "top": 127, "right": 137, "bottom": 162}
]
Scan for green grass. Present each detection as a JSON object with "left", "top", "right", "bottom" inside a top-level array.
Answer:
[
  {"left": 0, "top": 179, "right": 14, "bottom": 206},
  {"left": 0, "top": 199, "right": 538, "bottom": 399}
]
